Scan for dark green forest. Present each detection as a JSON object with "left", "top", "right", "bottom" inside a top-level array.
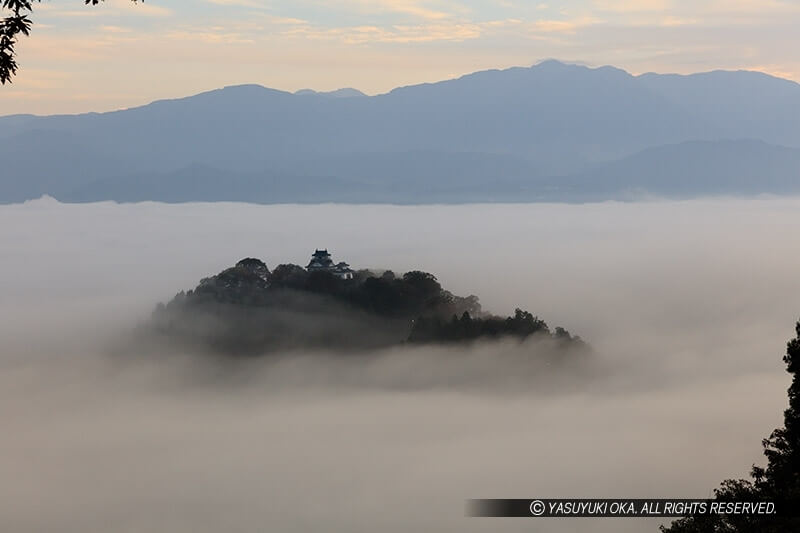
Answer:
[{"left": 149, "top": 257, "right": 584, "bottom": 355}]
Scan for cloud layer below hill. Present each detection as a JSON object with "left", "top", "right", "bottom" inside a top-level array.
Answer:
[{"left": 1, "top": 198, "right": 798, "bottom": 532}]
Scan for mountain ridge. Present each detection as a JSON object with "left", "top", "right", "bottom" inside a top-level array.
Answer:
[
  {"left": 5, "top": 60, "right": 799, "bottom": 120},
  {"left": 2, "top": 60, "right": 799, "bottom": 204}
]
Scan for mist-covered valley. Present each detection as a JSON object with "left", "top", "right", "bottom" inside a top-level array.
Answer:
[{"left": 1, "top": 197, "right": 798, "bottom": 532}]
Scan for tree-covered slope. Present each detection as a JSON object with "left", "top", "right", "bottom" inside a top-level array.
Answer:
[{"left": 149, "top": 257, "right": 584, "bottom": 355}]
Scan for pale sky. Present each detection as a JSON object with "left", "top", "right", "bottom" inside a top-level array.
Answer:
[{"left": 1, "top": 0, "right": 799, "bottom": 115}]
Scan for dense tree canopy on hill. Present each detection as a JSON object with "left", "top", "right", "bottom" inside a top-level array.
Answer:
[
  {"left": 1, "top": 0, "right": 139, "bottom": 84},
  {"left": 149, "top": 257, "right": 584, "bottom": 355},
  {"left": 661, "top": 321, "right": 800, "bottom": 532}
]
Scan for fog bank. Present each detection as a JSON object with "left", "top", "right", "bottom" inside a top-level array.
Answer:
[{"left": 1, "top": 197, "right": 797, "bottom": 532}]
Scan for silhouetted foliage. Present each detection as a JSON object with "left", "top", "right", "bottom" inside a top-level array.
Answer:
[
  {"left": 1, "top": 0, "right": 138, "bottom": 84},
  {"left": 661, "top": 321, "right": 800, "bottom": 532},
  {"left": 269, "top": 263, "right": 307, "bottom": 288},
  {"left": 235, "top": 257, "right": 269, "bottom": 279},
  {"left": 149, "top": 256, "right": 586, "bottom": 355},
  {"left": 407, "top": 308, "right": 560, "bottom": 344}
]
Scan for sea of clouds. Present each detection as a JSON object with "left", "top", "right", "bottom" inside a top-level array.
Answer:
[{"left": 1, "top": 197, "right": 798, "bottom": 532}]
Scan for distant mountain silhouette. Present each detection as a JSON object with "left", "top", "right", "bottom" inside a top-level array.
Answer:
[
  {"left": 638, "top": 70, "right": 800, "bottom": 145},
  {"left": 59, "top": 140, "right": 800, "bottom": 203},
  {"left": 2, "top": 60, "right": 799, "bottom": 203},
  {"left": 533, "top": 140, "right": 800, "bottom": 200},
  {"left": 63, "top": 152, "right": 548, "bottom": 204}
]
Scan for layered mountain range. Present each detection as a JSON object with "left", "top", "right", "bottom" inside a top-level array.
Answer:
[{"left": 2, "top": 60, "right": 799, "bottom": 203}]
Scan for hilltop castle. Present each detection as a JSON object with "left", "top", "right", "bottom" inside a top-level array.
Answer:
[{"left": 306, "top": 249, "right": 354, "bottom": 280}]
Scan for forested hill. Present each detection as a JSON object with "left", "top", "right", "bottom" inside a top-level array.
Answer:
[{"left": 148, "top": 257, "right": 585, "bottom": 355}]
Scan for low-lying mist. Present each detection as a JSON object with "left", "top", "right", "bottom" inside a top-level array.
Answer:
[{"left": 1, "top": 196, "right": 798, "bottom": 532}]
